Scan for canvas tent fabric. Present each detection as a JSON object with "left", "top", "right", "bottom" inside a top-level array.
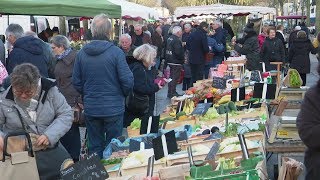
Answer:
[
  {"left": 0, "top": 0, "right": 121, "bottom": 18},
  {"left": 109, "top": 0, "right": 159, "bottom": 20},
  {"left": 174, "top": 3, "right": 276, "bottom": 19}
]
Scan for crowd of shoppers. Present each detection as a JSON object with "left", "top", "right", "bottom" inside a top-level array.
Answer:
[{"left": 0, "top": 12, "right": 320, "bottom": 179}]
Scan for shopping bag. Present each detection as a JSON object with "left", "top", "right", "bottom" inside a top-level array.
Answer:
[
  {"left": 0, "top": 131, "right": 40, "bottom": 180},
  {"left": 177, "top": 69, "right": 184, "bottom": 84}
]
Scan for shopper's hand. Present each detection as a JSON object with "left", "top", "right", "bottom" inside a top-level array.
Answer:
[
  {"left": 37, "top": 135, "right": 49, "bottom": 146},
  {"left": 0, "top": 136, "right": 3, "bottom": 151},
  {"left": 157, "top": 82, "right": 163, "bottom": 89}
]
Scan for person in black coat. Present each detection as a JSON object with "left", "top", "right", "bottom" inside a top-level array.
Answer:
[
  {"left": 165, "top": 26, "right": 184, "bottom": 98},
  {"left": 260, "top": 27, "right": 285, "bottom": 71},
  {"left": 123, "top": 44, "right": 162, "bottom": 131},
  {"left": 297, "top": 65, "right": 320, "bottom": 179},
  {"left": 186, "top": 22, "right": 209, "bottom": 84},
  {"left": 288, "top": 31, "right": 317, "bottom": 86},
  {"left": 234, "top": 23, "right": 261, "bottom": 71}
]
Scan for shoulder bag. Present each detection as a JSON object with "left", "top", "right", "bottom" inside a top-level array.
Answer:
[{"left": 126, "top": 65, "right": 149, "bottom": 115}]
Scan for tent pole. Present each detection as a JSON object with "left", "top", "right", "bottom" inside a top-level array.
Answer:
[{"left": 119, "top": 18, "right": 123, "bottom": 35}]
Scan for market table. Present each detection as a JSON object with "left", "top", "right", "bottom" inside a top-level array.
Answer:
[{"left": 265, "top": 109, "right": 306, "bottom": 179}]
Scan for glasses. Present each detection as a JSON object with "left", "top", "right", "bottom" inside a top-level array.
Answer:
[
  {"left": 134, "top": 29, "right": 142, "bottom": 32},
  {"left": 13, "top": 88, "right": 36, "bottom": 96}
]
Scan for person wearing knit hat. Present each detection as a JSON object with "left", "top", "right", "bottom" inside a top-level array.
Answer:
[{"left": 295, "top": 26, "right": 302, "bottom": 31}]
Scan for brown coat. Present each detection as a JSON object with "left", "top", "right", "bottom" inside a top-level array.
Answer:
[{"left": 54, "top": 50, "right": 80, "bottom": 106}]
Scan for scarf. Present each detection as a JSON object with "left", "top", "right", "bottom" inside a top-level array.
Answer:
[{"left": 56, "top": 48, "right": 72, "bottom": 60}]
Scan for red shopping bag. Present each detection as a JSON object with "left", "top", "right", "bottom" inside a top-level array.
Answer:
[{"left": 177, "top": 69, "right": 184, "bottom": 84}]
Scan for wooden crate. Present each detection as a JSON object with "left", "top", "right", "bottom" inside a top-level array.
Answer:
[
  {"left": 279, "top": 88, "right": 307, "bottom": 101},
  {"left": 159, "top": 164, "right": 190, "bottom": 180},
  {"left": 164, "top": 119, "right": 197, "bottom": 129},
  {"left": 120, "top": 162, "right": 166, "bottom": 176},
  {"left": 127, "top": 128, "right": 140, "bottom": 138},
  {"left": 199, "top": 106, "right": 268, "bottom": 126}
]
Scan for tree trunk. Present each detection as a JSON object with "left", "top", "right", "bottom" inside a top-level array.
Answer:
[
  {"left": 316, "top": 0, "right": 320, "bottom": 31},
  {"left": 306, "top": 0, "right": 311, "bottom": 26},
  {"left": 59, "top": 16, "right": 66, "bottom": 36}
]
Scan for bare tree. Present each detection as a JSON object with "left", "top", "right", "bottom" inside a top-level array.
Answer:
[{"left": 316, "top": 0, "right": 320, "bottom": 31}]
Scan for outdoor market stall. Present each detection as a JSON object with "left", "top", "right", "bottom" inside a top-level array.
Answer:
[
  {"left": 174, "top": 3, "right": 276, "bottom": 19},
  {"left": 109, "top": 0, "right": 159, "bottom": 21}
]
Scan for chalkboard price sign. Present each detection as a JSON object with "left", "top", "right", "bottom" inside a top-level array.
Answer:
[
  {"left": 191, "top": 103, "right": 213, "bottom": 115},
  {"left": 212, "top": 77, "right": 227, "bottom": 89},
  {"left": 60, "top": 153, "right": 108, "bottom": 180}
]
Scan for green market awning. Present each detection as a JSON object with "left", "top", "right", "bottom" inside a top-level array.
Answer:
[{"left": 0, "top": 0, "right": 121, "bottom": 18}]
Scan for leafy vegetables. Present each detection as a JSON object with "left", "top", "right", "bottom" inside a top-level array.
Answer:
[{"left": 130, "top": 118, "right": 141, "bottom": 130}]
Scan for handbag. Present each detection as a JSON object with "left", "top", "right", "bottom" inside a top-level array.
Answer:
[
  {"left": 205, "top": 52, "right": 215, "bottom": 62},
  {"left": 16, "top": 107, "right": 73, "bottom": 179},
  {"left": 73, "top": 96, "right": 85, "bottom": 126},
  {"left": 0, "top": 131, "right": 40, "bottom": 180},
  {"left": 125, "top": 91, "right": 149, "bottom": 115},
  {"left": 126, "top": 66, "right": 149, "bottom": 115}
]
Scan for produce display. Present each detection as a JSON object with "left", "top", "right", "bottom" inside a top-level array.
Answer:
[
  {"left": 287, "top": 69, "right": 303, "bottom": 87},
  {"left": 130, "top": 118, "right": 141, "bottom": 130},
  {"left": 199, "top": 107, "right": 220, "bottom": 121}
]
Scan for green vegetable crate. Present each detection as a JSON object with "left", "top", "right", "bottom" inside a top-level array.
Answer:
[{"left": 189, "top": 157, "right": 263, "bottom": 180}]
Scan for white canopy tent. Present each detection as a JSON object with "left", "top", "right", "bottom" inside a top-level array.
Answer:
[
  {"left": 174, "top": 3, "right": 276, "bottom": 19},
  {"left": 109, "top": 0, "right": 159, "bottom": 20}
]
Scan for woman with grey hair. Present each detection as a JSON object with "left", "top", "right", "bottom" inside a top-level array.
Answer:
[
  {"left": 50, "top": 35, "right": 81, "bottom": 162},
  {"left": 123, "top": 44, "right": 163, "bottom": 134},
  {"left": 0, "top": 63, "right": 73, "bottom": 179}
]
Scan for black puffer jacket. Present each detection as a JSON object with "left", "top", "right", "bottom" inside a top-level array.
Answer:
[
  {"left": 261, "top": 37, "right": 285, "bottom": 71},
  {"left": 235, "top": 34, "right": 260, "bottom": 71},
  {"left": 165, "top": 34, "right": 184, "bottom": 64},
  {"left": 288, "top": 38, "right": 317, "bottom": 74}
]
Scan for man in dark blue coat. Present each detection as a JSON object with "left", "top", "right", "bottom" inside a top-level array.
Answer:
[
  {"left": 6, "top": 24, "right": 49, "bottom": 77},
  {"left": 186, "top": 22, "right": 209, "bottom": 84},
  {"left": 72, "top": 14, "right": 134, "bottom": 158}
]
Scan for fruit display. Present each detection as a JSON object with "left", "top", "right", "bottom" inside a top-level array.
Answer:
[
  {"left": 182, "top": 98, "right": 195, "bottom": 115},
  {"left": 217, "top": 95, "right": 231, "bottom": 105}
]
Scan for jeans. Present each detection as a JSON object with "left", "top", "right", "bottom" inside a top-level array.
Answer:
[
  {"left": 190, "top": 63, "right": 204, "bottom": 84},
  {"left": 85, "top": 114, "right": 123, "bottom": 158},
  {"left": 155, "top": 57, "right": 161, "bottom": 70},
  {"left": 60, "top": 123, "right": 81, "bottom": 162},
  {"left": 212, "top": 55, "right": 224, "bottom": 68}
]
